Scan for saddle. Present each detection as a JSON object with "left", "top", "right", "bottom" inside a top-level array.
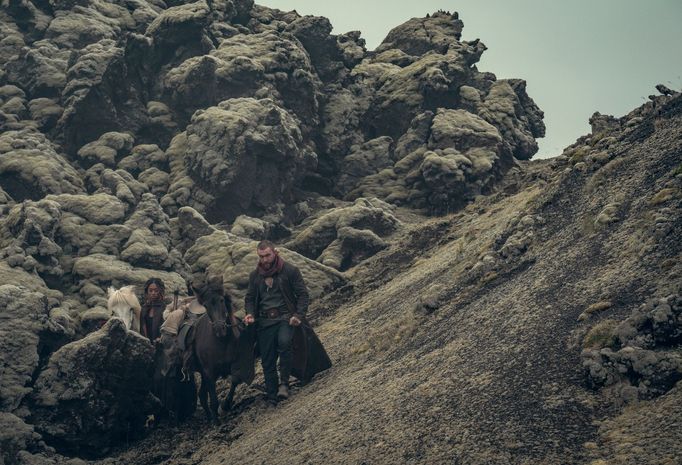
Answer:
[
  {"left": 177, "top": 313, "right": 203, "bottom": 380},
  {"left": 177, "top": 313, "right": 201, "bottom": 352}
]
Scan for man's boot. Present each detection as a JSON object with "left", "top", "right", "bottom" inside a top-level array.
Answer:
[{"left": 277, "top": 384, "right": 289, "bottom": 400}]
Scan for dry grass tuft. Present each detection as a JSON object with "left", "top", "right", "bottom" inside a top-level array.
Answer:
[
  {"left": 480, "top": 271, "right": 499, "bottom": 284},
  {"left": 649, "top": 188, "right": 679, "bottom": 206},
  {"left": 352, "top": 310, "right": 418, "bottom": 355},
  {"left": 578, "top": 301, "right": 612, "bottom": 321},
  {"left": 583, "top": 319, "right": 618, "bottom": 350}
]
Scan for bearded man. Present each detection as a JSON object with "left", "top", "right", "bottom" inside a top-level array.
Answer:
[{"left": 244, "top": 240, "right": 309, "bottom": 404}]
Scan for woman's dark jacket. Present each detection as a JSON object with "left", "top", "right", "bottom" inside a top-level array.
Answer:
[
  {"left": 140, "top": 300, "right": 165, "bottom": 341},
  {"left": 244, "top": 261, "right": 309, "bottom": 318}
]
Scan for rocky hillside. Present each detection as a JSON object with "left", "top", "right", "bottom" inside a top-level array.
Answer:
[{"left": 1, "top": 1, "right": 680, "bottom": 464}]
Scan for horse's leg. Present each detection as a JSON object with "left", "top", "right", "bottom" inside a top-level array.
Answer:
[
  {"left": 221, "top": 375, "right": 239, "bottom": 412},
  {"left": 198, "top": 373, "right": 210, "bottom": 421},
  {"left": 204, "top": 376, "right": 219, "bottom": 424}
]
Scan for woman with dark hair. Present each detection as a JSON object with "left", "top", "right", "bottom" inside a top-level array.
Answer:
[{"left": 140, "top": 278, "right": 166, "bottom": 342}]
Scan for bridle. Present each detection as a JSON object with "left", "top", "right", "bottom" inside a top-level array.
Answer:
[{"left": 204, "top": 300, "right": 243, "bottom": 338}]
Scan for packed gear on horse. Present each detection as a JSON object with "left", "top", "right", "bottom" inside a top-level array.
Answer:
[
  {"left": 158, "top": 293, "right": 207, "bottom": 379},
  {"left": 152, "top": 290, "right": 207, "bottom": 422}
]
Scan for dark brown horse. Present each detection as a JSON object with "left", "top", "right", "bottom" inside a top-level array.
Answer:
[{"left": 190, "top": 285, "right": 256, "bottom": 423}]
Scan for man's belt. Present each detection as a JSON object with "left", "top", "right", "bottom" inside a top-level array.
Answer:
[{"left": 260, "top": 307, "right": 289, "bottom": 319}]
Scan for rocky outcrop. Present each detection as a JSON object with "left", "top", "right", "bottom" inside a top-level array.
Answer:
[
  {"left": 583, "top": 294, "right": 682, "bottom": 403},
  {"left": 0, "top": 129, "right": 84, "bottom": 202},
  {"left": 0, "top": 2, "right": 559, "bottom": 462},
  {"left": 285, "top": 198, "right": 401, "bottom": 270},
  {"left": 30, "top": 319, "right": 157, "bottom": 456},
  {"left": 0, "top": 413, "right": 49, "bottom": 465},
  {"left": 376, "top": 11, "right": 464, "bottom": 56},
  {"left": 162, "top": 30, "right": 322, "bottom": 128},
  {"left": 58, "top": 40, "right": 147, "bottom": 155},
  {"left": 0, "top": 200, "right": 66, "bottom": 283},
  {"left": 164, "top": 98, "right": 316, "bottom": 221},
  {"left": 343, "top": 108, "right": 512, "bottom": 212},
  {"left": 0, "top": 286, "right": 50, "bottom": 413}
]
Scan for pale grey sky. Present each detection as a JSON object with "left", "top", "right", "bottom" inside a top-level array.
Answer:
[{"left": 260, "top": 0, "right": 682, "bottom": 158}]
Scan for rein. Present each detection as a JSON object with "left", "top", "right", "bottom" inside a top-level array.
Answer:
[{"left": 204, "top": 310, "right": 244, "bottom": 338}]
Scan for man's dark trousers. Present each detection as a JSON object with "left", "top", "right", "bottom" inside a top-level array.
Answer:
[{"left": 257, "top": 320, "right": 294, "bottom": 398}]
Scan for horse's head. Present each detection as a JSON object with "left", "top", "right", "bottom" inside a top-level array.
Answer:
[
  {"left": 107, "top": 285, "right": 141, "bottom": 332},
  {"left": 194, "top": 276, "right": 230, "bottom": 339}
]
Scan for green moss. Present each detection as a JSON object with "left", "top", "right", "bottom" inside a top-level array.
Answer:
[{"left": 569, "top": 147, "right": 590, "bottom": 163}]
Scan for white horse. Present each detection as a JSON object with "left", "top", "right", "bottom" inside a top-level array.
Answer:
[{"left": 107, "top": 285, "right": 141, "bottom": 332}]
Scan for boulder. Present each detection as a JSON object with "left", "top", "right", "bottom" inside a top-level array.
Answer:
[
  {"left": 0, "top": 285, "right": 50, "bottom": 413},
  {"left": 170, "top": 206, "right": 216, "bottom": 255},
  {"left": 318, "top": 85, "right": 373, "bottom": 174},
  {"left": 159, "top": 132, "right": 209, "bottom": 217},
  {"left": 30, "top": 319, "right": 157, "bottom": 456},
  {"left": 428, "top": 108, "right": 503, "bottom": 151},
  {"left": 71, "top": 254, "right": 186, "bottom": 294},
  {"left": 118, "top": 144, "right": 169, "bottom": 176},
  {"left": 615, "top": 294, "right": 682, "bottom": 349},
  {"left": 134, "top": 102, "right": 178, "bottom": 149},
  {"left": 346, "top": 109, "right": 507, "bottom": 213},
  {"left": 58, "top": 40, "right": 146, "bottom": 155},
  {"left": 145, "top": 1, "right": 211, "bottom": 47},
  {"left": 376, "top": 10, "right": 464, "bottom": 56},
  {"left": 0, "top": 129, "right": 85, "bottom": 201},
  {"left": 364, "top": 40, "right": 486, "bottom": 140},
  {"left": 336, "top": 137, "right": 394, "bottom": 196},
  {"left": 477, "top": 79, "right": 545, "bottom": 160},
  {"left": 285, "top": 198, "right": 401, "bottom": 270},
  {"left": 0, "top": 413, "right": 43, "bottom": 465},
  {"left": 28, "top": 98, "right": 64, "bottom": 131},
  {"left": 83, "top": 165, "right": 149, "bottom": 207},
  {"left": 285, "top": 15, "right": 365, "bottom": 82},
  {"left": 166, "top": 98, "right": 316, "bottom": 221},
  {"left": 76, "top": 132, "right": 134, "bottom": 168},
  {"left": 162, "top": 30, "right": 321, "bottom": 127},
  {"left": 583, "top": 346, "right": 682, "bottom": 402},
  {"left": 5, "top": 41, "right": 70, "bottom": 98},
  {"left": 137, "top": 167, "right": 170, "bottom": 198},
  {"left": 120, "top": 193, "right": 180, "bottom": 270},
  {"left": 45, "top": 193, "right": 126, "bottom": 225},
  {"left": 583, "top": 294, "right": 682, "bottom": 403},
  {"left": 230, "top": 214, "right": 268, "bottom": 240},
  {"left": 0, "top": 85, "right": 28, "bottom": 130},
  {"left": 0, "top": 200, "right": 65, "bottom": 280},
  {"left": 44, "top": 0, "right": 153, "bottom": 50},
  {"left": 246, "top": 4, "right": 300, "bottom": 34}
]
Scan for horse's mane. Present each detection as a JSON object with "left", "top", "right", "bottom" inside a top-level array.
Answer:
[{"left": 107, "top": 285, "right": 142, "bottom": 317}]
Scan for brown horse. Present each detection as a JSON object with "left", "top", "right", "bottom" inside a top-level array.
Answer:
[{"left": 190, "top": 285, "right": 256, "bottom": 423}]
